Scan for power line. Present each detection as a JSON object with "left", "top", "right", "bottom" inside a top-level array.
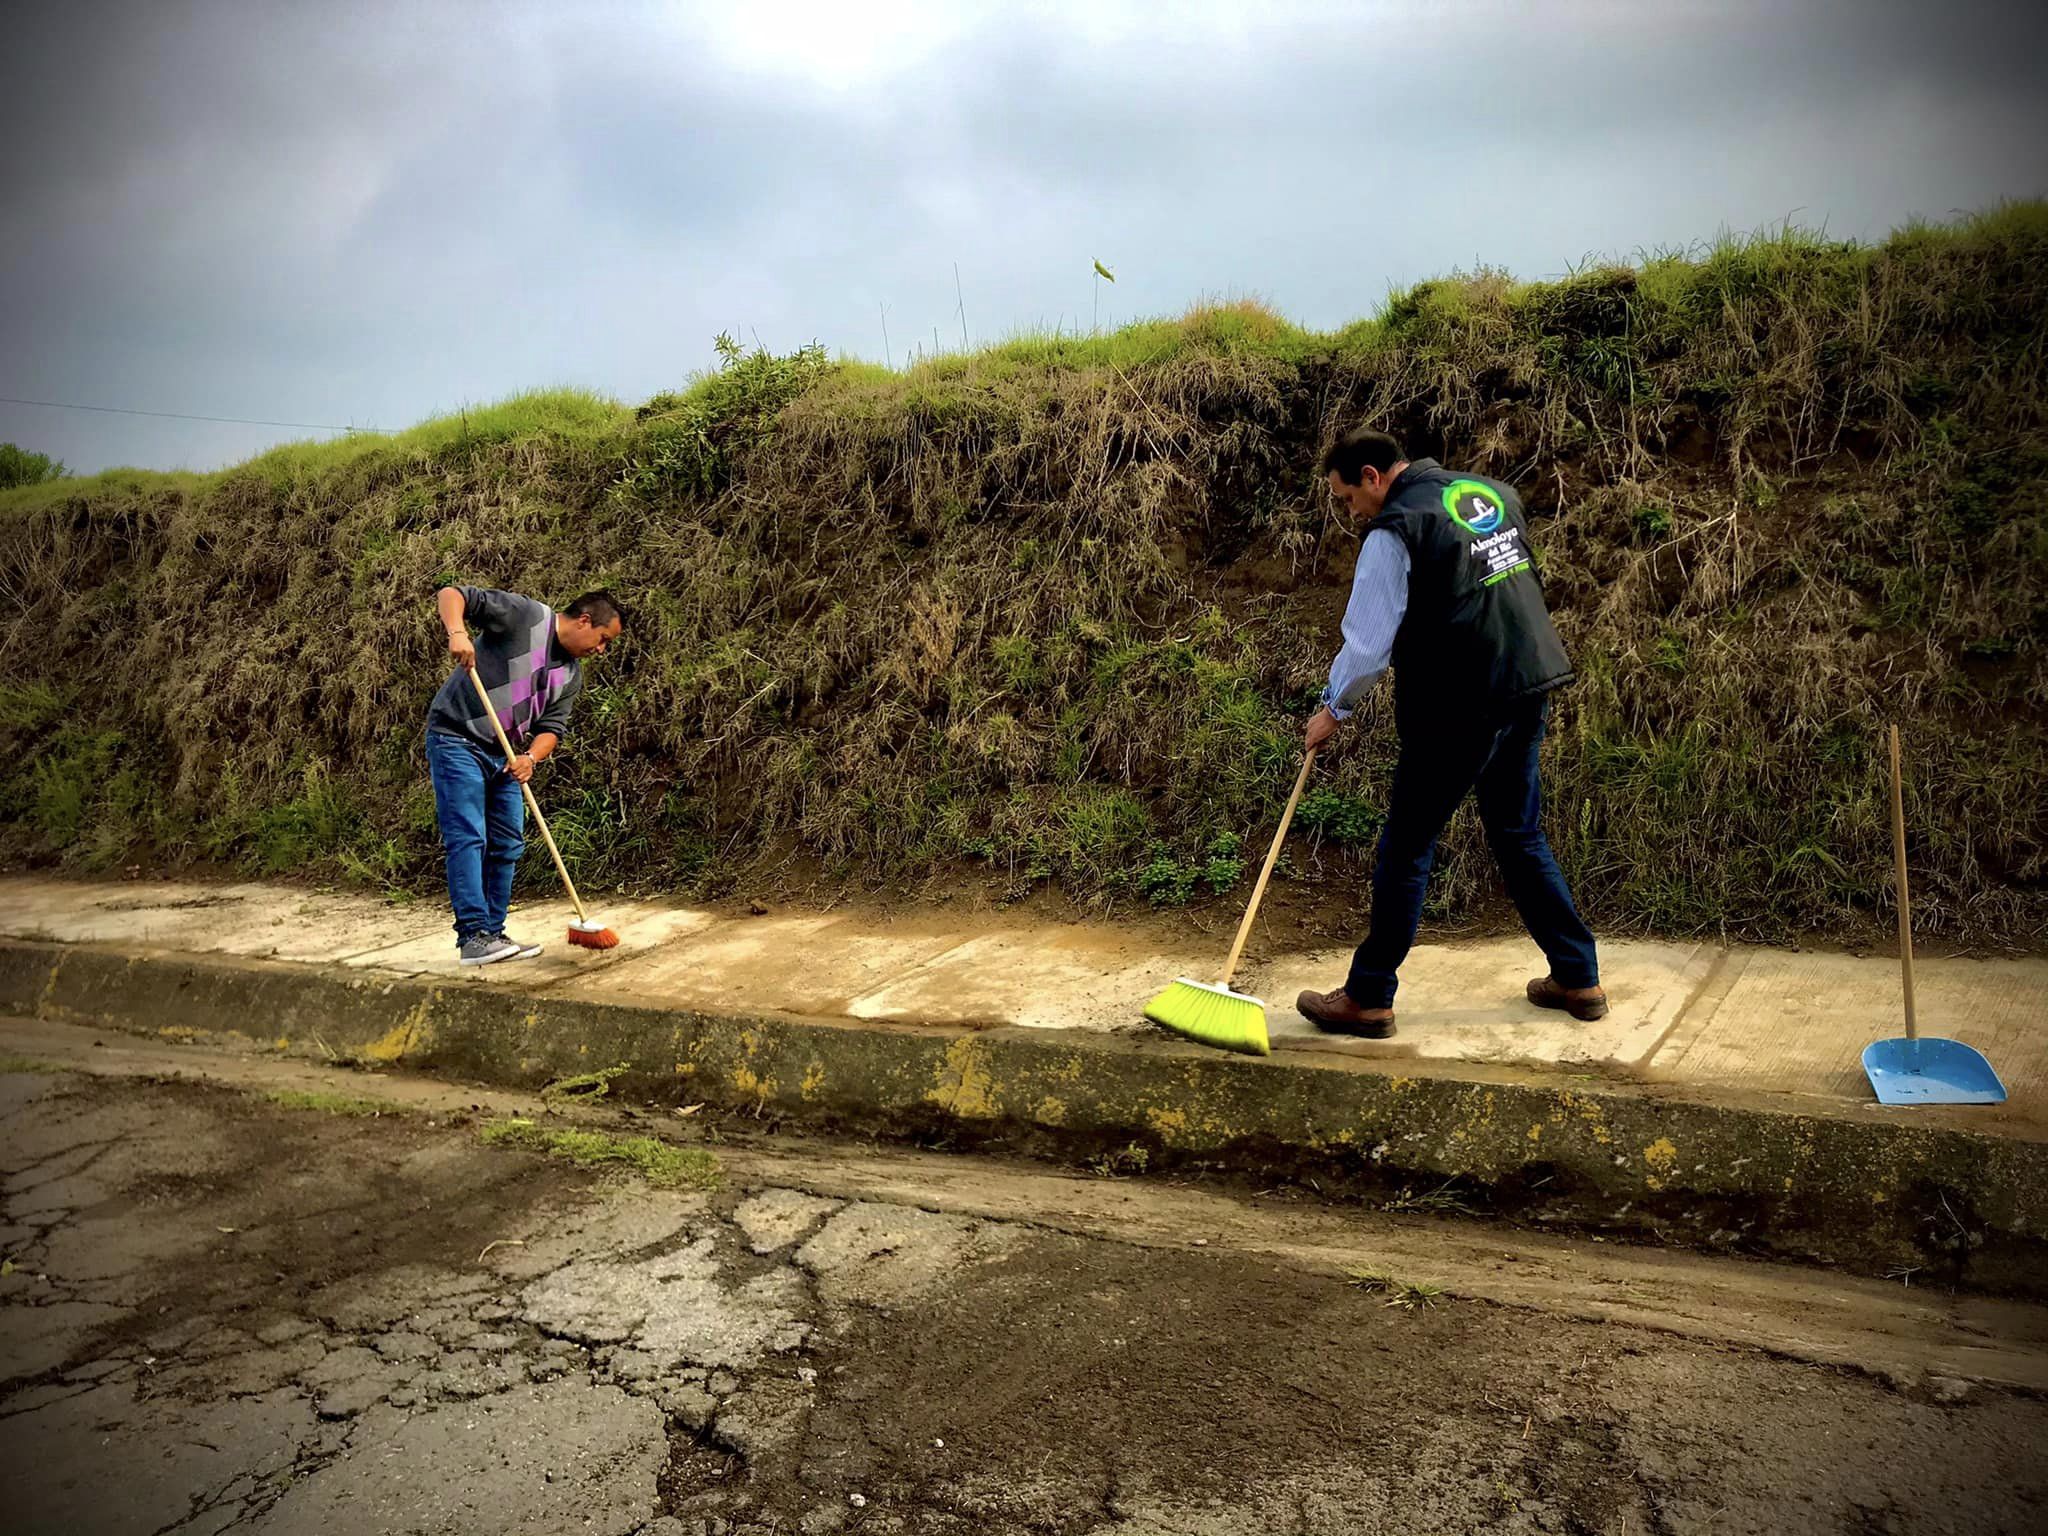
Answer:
[{"left": 0, "top": 395, "right": 390, "bottom": 434}]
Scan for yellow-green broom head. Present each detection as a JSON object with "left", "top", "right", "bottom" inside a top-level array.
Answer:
[{"left": 1144, "top": 978, "right": 1270, "bottom": 1057}]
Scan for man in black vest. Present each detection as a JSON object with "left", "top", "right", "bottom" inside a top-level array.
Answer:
[{"left": 1295, "top": 428, "right": 1605, "bottom": 1038}]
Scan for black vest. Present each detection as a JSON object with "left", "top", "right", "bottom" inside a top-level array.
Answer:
[{"left": 1369, "top": 459, "right": 1573, "bottom": 722}]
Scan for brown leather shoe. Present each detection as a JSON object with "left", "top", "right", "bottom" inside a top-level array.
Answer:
[
  {"left": 1296, "top": 987, "right": 1396, "bottom": 1039},
  {"left": 1527, "top": 976, "right": 1609, "bottom": 1022}
]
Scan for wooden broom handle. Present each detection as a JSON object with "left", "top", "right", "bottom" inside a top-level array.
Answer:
[
  {"left": 1219, "top": 749, "right": 1317, "bottom": 988},
  {"left": 465, "top": 664, "right": 590, "bottom": 923},
  {"left": 1888, "top": 722, "right": 1916, "bottom": 1042}
]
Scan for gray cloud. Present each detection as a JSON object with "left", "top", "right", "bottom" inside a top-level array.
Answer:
[{"left": 2, "top": 0, "right": 2043, "bottom": 473}]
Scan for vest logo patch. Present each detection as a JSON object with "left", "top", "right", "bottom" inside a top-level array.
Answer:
[{"left": 1442, "top": 479, "right": 1505, "bottom": 534}]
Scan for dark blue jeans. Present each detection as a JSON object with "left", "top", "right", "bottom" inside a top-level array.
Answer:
[
  {"left": 426, "top": 730, "right": 525, "bottom": 944},
  {"left": 1346, "top": 694, "right": 1599, "bottom": 1009}
]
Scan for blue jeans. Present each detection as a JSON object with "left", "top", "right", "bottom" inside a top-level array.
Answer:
[
  {"left": 426, "top": 730, "right": 525, "bottom": 944},
  {"left": 1345, "top": 694, "right": 1599, "bottom": 1008}
]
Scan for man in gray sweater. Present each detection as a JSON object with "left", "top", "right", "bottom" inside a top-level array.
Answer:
[{"left": 426, "top": 585, "right": 623, "bottom": 964}]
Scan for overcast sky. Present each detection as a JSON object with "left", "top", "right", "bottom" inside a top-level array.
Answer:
[{"left": 3, "top": 0, "right": 2044, "bottom": 475}]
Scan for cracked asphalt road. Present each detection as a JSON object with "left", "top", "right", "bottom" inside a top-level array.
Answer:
[{"left": 3, "top": 1031, "right": 2046, "bottom": 1535}]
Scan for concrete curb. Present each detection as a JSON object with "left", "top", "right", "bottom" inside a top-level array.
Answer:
[{"left": 4, "top": 938, "right": 2042, "bottom": 1297}]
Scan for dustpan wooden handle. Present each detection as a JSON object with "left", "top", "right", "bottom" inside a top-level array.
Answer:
[
  {"left": 1219, "top": 749, "right": 1316, "bottom": 988},
  {"left": 1889, "top": 722, "right": 1917, "bottom": 1042}
]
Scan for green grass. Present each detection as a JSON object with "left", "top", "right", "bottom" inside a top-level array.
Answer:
[
  {"left": 1381, "top": 1179, "right": 1478, "bottom": 1216},
  {"left": 1346, "top": 1270, "right": 1447, "bottom": 1309},
  {"left": 0, "top": 466, "right": 207, "bottom": 517},
  {"left": 0, "top": 391, "right": 628, "bottom": 518},
  {"left": 0, "top": 1056, "right": 66, "bottom": 1074},
  {"left": 238, "top": 389, "right": 632, "bottom": 486},
  {"left": 268, "top": 1089, "right": 402, "bottom": 1116},
  {"left": 479, "top": 1117, "right": 721, "bottom": 1189},
  {"left": 967, "top": 297, "right": 1321, "bottom": 371},
  {"left": 1, "top": 202, "right": 2044, "bottom": 949}
]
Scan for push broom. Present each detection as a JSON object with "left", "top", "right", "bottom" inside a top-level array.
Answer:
[
  {"left": 465, "top": 666, "right": 619, "bottom": 951},
  {"left": 1144, "top": 748, "right": 1317, "bottom": 1056}
]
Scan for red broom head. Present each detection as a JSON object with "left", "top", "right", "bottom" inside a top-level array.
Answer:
[{"left": 568, "top": 922, "right": 620, "bottom": 950}]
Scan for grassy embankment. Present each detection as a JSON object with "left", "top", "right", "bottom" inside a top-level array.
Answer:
[{"left": 3, "top": 206, "right": 2043, "bottom": 949}]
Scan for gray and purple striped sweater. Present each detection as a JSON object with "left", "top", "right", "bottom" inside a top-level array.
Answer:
[{"left": 424, "top": 587, "right": 584, "bottom": 755}]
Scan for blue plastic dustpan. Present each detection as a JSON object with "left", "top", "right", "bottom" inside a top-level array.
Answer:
[
  {"left": 1861, "top": 1036, "right": 2007, "bottom": 1105},
  {"left": 1861, "top": 725, "right": 2008, "bottom": 1107}
]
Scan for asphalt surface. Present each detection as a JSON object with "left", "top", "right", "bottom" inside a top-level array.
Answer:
[{"left": 3, "top": 1028, "right": 2045, "bottom": 1535}]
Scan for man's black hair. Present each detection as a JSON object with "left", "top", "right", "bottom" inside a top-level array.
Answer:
[
  {"left": 1321, "top": 427, "right": 1408, "bottom": 486},
  {"left": 565, "top": 591, "right": 626, "bottom": 628}
]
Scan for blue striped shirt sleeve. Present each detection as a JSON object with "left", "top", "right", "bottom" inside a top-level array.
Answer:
[{"left": 1321, "top": 529, "right": 1409, "bottom": 720}]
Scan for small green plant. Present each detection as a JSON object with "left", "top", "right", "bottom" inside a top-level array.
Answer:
[
  {"left": 0, "top": 683, "right": 68, "bottom": 732},
  {"left": 1090, "top": 1142, "right": 1150, "bottom": 1179},
  {"left": 1962, "top": 635, "right": 2018, "bottom": 661},
  {"left": 1633, "top": 502, "right": 1673, "bottom": 540},
  {"left": 1647, "top": 629, "right": 1688, "bottom": 675},
  {"left": 1346, "top": 1270, "right": 1445, "bottom": 1309},
  {"left": 622, "top": 333, "right": 830, "bottom": 501},
  {"left": 1137, "top": 850, "right": 1199, "bottom": 907},
  {"left": 336, "top": 839, "right": 411, "bottom": 889},
  {"left": 249, "top": 764, "right": 363, "bottom": 873},
  {"left": 1297, "top": 788, "right": 1383, "bottom": 846},
  {"left": 21, "top": 730, "right": 123, "bottom": 848},
  {"left": 479, "top": 1117, "right": 721, "bottom": 1189},
  {"left": 991, "top": 633, "right": 1044, "bottom": 692},
  {"left": 1382, "top": 1179, "right": 1475, "bottom": 1216},
  {"left": 1201, "top": 831, "right": 1245, "bottom": 893},
  {"left": 542, "top": 1064, "right": 630, "bottom": 1102}
]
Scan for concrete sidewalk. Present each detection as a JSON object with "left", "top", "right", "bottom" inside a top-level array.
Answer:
[
  {"left": 6, "top": 872, "right": 2047, "bottom": 1289},
  {"left": 0, "top": 874, "right": 2038, "bottom": 1132}
]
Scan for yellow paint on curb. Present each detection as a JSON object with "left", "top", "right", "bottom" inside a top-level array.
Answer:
[
  {"left": 1145, "top": 1105, "right": 1190, "bottom": 1142},
  {"left": 926, "top": 1035, "right": 999, "bottom": 1120},
  {"left": 1643, "top": 1136, "right": 1678, "bottom": 1191},
  {"left": 361, "top": 996, "right": 434, "bottom": 1064},
  {"left": 1561, "top": 1093, "right": 1613, "bottom": 1146}
]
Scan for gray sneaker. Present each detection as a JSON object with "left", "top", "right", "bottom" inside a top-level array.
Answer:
[
  {"left": 458, "top": 933, "right": 521, "bottom": 966},
  {"left": 494, "top": 932, "right": 543, "bottom": 961}
]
